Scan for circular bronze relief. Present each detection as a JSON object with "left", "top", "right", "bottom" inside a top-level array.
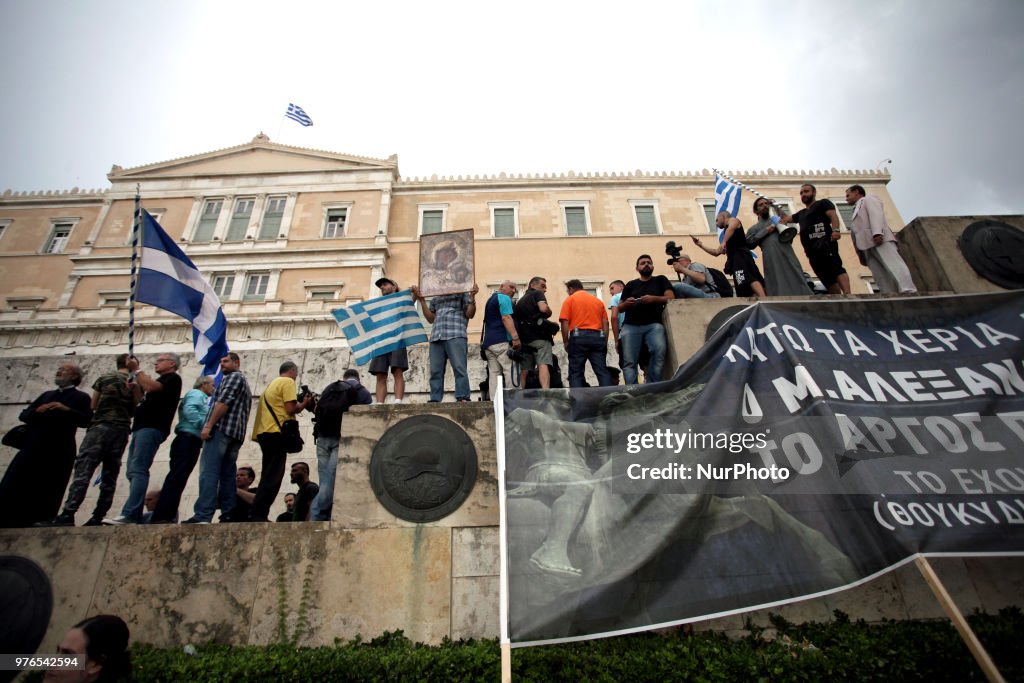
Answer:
[
  {"left": 705, "top": 305, "right": 751, "bottom": 342},
  {"left": 369, "top": 414, "right": 478, "bottom": 522},
  {"left": 959, "top": 219, "right": 1024, "bottom": 290}
]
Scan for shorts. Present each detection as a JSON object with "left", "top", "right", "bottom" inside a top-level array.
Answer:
[
  {"left": 807, "top": 245, "right": 847, "bottom": 289},
  {"left": 368, "top": 347, "right": 409, "bottom": 374},
  {"left": 728, "top": 250, "right": 765, "bottom": 298},
  {"left": 521, "top": 339, "right": 553, "bottom": 372}
]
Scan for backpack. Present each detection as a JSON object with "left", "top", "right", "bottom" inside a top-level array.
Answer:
[
  {"left": 313, "top": 380, "right": 358, "bottom": 439},
  {"left": 706, "top": 267, "right": 734, "bottom": 298}
]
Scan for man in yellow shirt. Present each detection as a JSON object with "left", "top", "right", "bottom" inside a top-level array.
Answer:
[{"left": 249, "top": 361, "right": 312, "bottom": 522}]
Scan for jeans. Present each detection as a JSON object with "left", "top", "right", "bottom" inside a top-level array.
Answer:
[
  {"left": 673, "top": 283, "right": 720, "bottom": 299},
  {"left": 566, "top": 333, "right": 612, "bottom": 388},
  {"left": 311, "top": 435, "right": 339, "bottom": 521},
  {"left": 120, "top": 427, "right": 167, "bottom": 522},
  {"left": 151, "top": 431, "right": 202, "bottom": 523},
  {"left": 620, "top": 323, "right": 667, "bottom": 385},
  {"left": 428, "top": 337, "right": 470, "bottom": 401},
  {"left": 250, "top": 432, "right": 287, "bottom": 521},
  {"left": 193, "top": 429, "right": 242, "bottom": 522}
]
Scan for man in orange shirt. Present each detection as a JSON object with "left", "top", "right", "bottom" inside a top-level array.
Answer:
[{"left": 559, "top": 279, "right": 613, "bottom": 388}]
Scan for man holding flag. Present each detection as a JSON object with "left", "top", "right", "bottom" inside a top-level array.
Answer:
[{"left": 129, "top": 207, "right": 242, "bottom": 523}]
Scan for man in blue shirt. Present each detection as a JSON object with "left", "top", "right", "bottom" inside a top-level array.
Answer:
[{"left": 481, "top": 280, "right": 522, "bottom": 399}]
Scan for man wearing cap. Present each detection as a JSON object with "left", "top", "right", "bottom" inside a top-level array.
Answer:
[
  {"left": 669, "top": 254, "right": 720, "bottom": 299},
  {"left": 559, "top": 279, "right": 612, "bottom": 388},
  {"left": 369, "top": 277, "right": 409, "bottom": 404}
]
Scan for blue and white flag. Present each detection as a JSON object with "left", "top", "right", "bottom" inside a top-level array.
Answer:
[
  {"left": 285, "top": 103, "right": 313, "bottom": 127},
  {"left": 714, "top": 173, "right": 742, "bottom": 243},
  {"left": 332, "top": 291, "right": 428, "bottom": 366},
  {"left": 137, "top": 211, "right": 230, "bottom": 376}
]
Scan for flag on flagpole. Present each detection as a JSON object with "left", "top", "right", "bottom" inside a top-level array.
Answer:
[
  {"left": 332, "top": 291, "right": 429, "bottom": 365},
  {"left": 714, "top": 173, "right": 743, "bottom": 243},
  {"left": 285, "top": 103, "right": 313, "bottom": 127},
  {"left": 136, "top": 211, "right": 230, "bottom": 376}
]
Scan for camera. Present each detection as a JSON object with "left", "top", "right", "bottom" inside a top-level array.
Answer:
[
  {"left": 298, "top": 384, "right": 319, "bottom": 409},
  {"left": 665, "top": 240, "right": 682, "bottom": 265},
  {"left": 507, "top": 347, "right": 528, "bottom": 363}
]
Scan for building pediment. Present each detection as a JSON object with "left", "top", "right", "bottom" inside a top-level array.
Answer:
[{"left": 108, "top": 134, "right": 398, "bottom": 182}]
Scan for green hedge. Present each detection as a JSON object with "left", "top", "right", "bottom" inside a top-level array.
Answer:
[{"left": 25, "top": 608, "right": 1024, "bottom": 682}]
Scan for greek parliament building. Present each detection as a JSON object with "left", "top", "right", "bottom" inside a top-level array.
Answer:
[{"left": 0, "top": 133, "right": 898, "bottom": 369}]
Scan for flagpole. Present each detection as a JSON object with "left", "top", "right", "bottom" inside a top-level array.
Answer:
[
  {"left": 128, "top": 185, "right": 141, "bottom": 361},
  {"left": 494, "top": 376, "right": 512, "bottom": 682}
]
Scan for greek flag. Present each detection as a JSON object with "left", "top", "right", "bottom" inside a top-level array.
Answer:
[
  {"left": 714, "top": 173, "right": 742, "bottom": 243},
  {"left": 332, "top": 291, "right": 428, "bottom": 365},
  {"left": 285, "top": 103, "right": 313, "bottom": 127},
  {"left": 137, "top": 211, "right": 230, "bottom": 376}
]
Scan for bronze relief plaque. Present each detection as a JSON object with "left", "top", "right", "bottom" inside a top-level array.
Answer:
[{"left": 369, "top": 415, "right": 478, "bottom": 522}]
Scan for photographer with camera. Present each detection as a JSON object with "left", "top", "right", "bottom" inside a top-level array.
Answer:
[
  {"left": 247, "top": 360, "right": 313, "bottom": 522},
  {"left": 482, "top": 280, "right": 522, "bottom": 399},
  {"left": 310, "top": 368, "right": 371, "bottom": 521},
  {"left": 514, "top": 276, "right": 557, "bottom": 389},
  {"left": 665, "top": 241, "right": 719, "bottom": 299}
]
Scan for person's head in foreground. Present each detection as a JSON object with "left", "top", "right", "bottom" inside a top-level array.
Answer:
[{"left": 46, "top": 615, "right": 131, "bottom": 683}]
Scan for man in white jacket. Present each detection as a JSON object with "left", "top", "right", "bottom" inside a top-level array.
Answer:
[{"left": 845, "top": 185, "right": 918, "bottom": 294}]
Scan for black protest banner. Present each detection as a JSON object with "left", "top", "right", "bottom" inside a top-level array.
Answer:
[{"left": 502, "top": 291, "right": 1024, "bottom": 645}]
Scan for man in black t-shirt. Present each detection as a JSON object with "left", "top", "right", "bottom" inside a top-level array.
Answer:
[
  {"left": 106, "top": 352, "right": 183, "bottom": 524},
  {"left": 276, "top": 493, "right": 296, "bottom": 522},
  {"left": 617, "top": 255, "right": 675, "bottom": 384},
  {"left": 513, "top": 276, "right": 555, "bottom": 389},
  {"left": 780, "top": 183, "right": 851, "bottom": 294},
  {"left": 289, "top": 462, "right": 319, "bottom": 522}
]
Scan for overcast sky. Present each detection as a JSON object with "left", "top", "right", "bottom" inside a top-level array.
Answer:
[{"left": 1, "top": 0, "right": 1021, "bottom": 223}]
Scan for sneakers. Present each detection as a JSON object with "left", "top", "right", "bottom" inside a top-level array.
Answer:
[
  {"left": 36, "top": 513, "right": 74, "bottom": 527},
  {"left": 83, "top": 517, "right": 104, "bottom": 527},
  {"left": 180, "top": 517, "right": 210, "bottom": 525},
  {"left": 101, "top": 515, "right": 135, "bottom": 526},
  {"left": 392, "top": 398, "right": 403, "bottom": 405}
]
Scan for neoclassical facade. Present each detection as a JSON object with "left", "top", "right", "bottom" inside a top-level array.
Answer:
[{"left": 0, "top": 134, "right": 901, "bottom": 364}]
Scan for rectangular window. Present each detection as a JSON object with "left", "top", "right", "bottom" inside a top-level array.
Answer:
[
  {"left": 226, "top": 198, "right": 255, "bottom": 241},
  {"left": 211, "top": 275, "right": 235, "bottom": 300},
  {"left": 99, "top": 291, "right": 129, "bottom": 307},
  {"left": 194, "top": 199, "right": 223, "bottom": 242},
  {"left": 493, "top": 208, "right": 516, "bottom": 238},
  {"left": 243, "top": 274, "right": 269, "bottom": 301},
  {"left": 832, "top": 199, "right": 855, "bottom": 230},
  {"left": 564, "top": 206, "right": 589, "bottom": 236},
  {"left": 258, "top": 196, "right": 286, "bottom": 240},
  {"left": 633, "top": 204, "right": 659, "bottom": 235},
  {"left": 324, "top": 208, "right": 348, "bottom": 238},
  {"left": 701, "top": 203, "right": 717, "bottom": 233},
  {"left": 45, "top": 223, "right": 73, "bottom": 253},
  {"left": 0, "top": 219, "right": 10, "bottom": 242},
  {"left": 421, "top": 209, "right": 443, "bottom": 235}
]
